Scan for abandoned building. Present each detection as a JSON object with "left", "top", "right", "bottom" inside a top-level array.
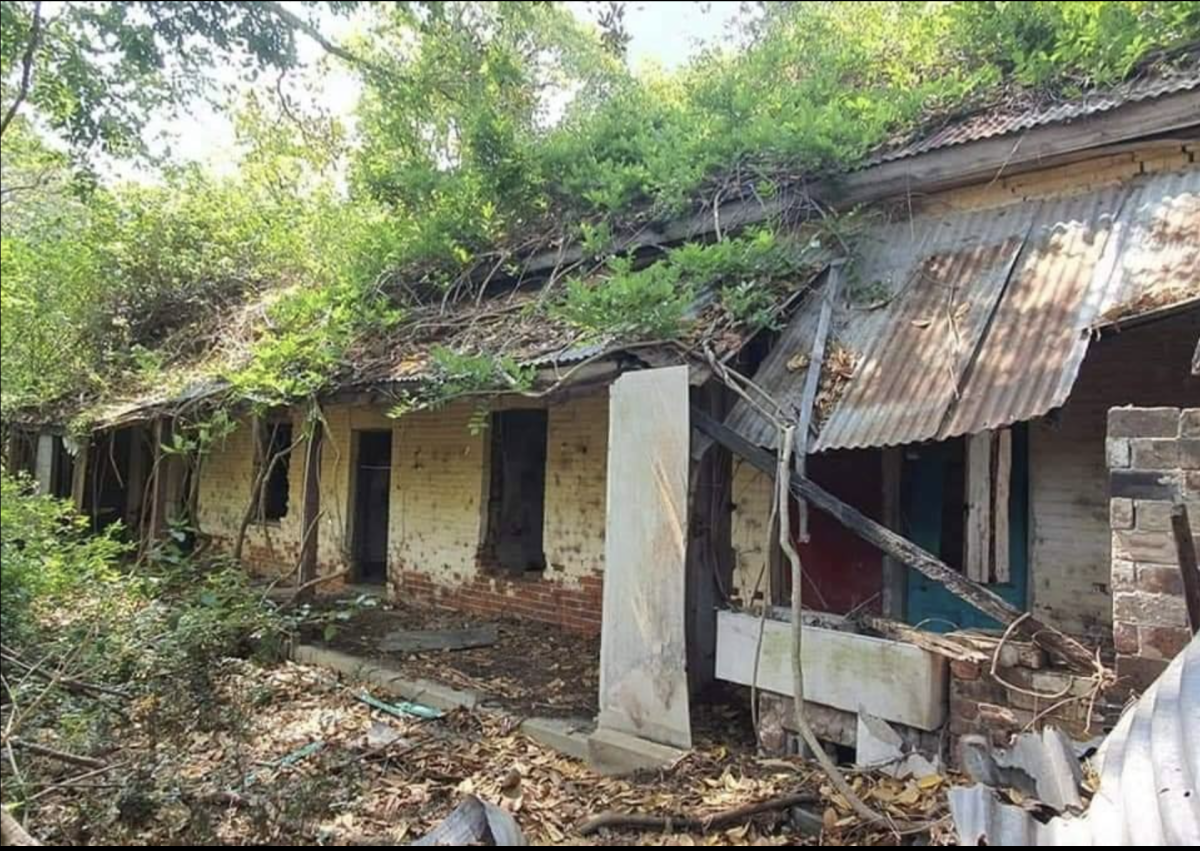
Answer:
[{"left": 8, "top": 69, "right": 1199, "bottom": 769}]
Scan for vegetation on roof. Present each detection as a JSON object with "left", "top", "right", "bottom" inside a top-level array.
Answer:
[{"left": 2, "top": 1, "right": 1198, "bottom": 421}]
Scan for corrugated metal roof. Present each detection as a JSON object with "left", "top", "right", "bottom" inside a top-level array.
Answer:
[
  {"left": 729, "top": 167, "right": 1200, "bottom": 451},
  {"left": 864, "top": 69, "right": 1200, "bottom": 168}
]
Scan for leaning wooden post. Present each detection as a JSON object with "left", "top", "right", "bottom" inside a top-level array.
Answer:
[
  {"left": 1172, "top": 503, "right": 1200, "bottom": 635},
  {"left": 691, "top": 407, "right": 1097, "bottom": 673},
  {"left": 144, "top": 418, "right": 167, "bottom": 555}
]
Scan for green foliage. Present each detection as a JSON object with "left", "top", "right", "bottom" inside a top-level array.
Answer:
[
  {"left": 557, "top": 228, "right": 816, "bottom": 338},
  {"left": 720, "top": 280, "right": 780, "bottom": 332},
  {"left": 4, "top": 1, "right": 1199, "bottom": 418},
  {"left": 0, "top": 1, "right": 360, "bottom": 154},
  {"left": 557, "top": 254, "right": 696, "bottom": 340},
  {"left": 0, "top": 468, "right": 296, "bottom": 705},
  {"left": 0, "top": 470, "right": 129, "bottom": 637},
  {"left": 389, "top": 346, "right": 537, "bottom": 416}
]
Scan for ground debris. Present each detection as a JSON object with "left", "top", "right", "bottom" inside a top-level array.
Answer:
[
  {"left": 10, "top": 657, "right": 955, "bottom": 846},
  {"left": 308, "top": 602, "right": 600, "bottom": 718}
]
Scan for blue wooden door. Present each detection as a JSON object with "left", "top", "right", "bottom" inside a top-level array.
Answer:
[{"left": 903, "top": 428, "right": 1028, "bottom": 631}]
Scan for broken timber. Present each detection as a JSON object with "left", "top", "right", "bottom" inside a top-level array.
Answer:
[
  {"left": 793, "top": 262, "right": 842, "bottom": 542},
  {"left": 1172, "top": 503, "right": 1200, "bottom": 634},
  {"left": 691, "top": 407, "right": 1096, "bottom": 673}
]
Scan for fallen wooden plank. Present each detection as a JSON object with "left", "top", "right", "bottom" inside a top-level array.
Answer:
[
  {"left": 692, "top": 407, "right": 1096, "bottom": 673},
  {"left": 856, "top": 615, "right": 989, "bottom": 664},
  {"left": 379, "top": 625, "right": 498, "bottom": 654}
]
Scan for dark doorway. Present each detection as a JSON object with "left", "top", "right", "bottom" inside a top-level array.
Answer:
[
  {"left": 48, "top": 435, "right": 75, "bottom": 499},
  {"left": 485, "top": 409, "right": 548, "bottom": 573},
  {"left": 258, "top": 421, "right": 293, "bottom": 522},
  {"left": 86, "top": 429, "right": 133, "bottom": 532},
  {"left": 353, "top": 430, "right": 392, "bottom": 584}
]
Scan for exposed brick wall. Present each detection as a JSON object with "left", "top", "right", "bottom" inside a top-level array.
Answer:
[
  {"left": 196, "top": 410, "right": 310, "bottom": 578},
  {"left": 195, "top": 392, "right": 609, "bottom": 633},
  {"left": 396, "top": 569, "right": 603, "bottom": 635},
  {"left": 947, "top": 654, "right": 1123, "bottom": 753},
  {"left": 1029, "top": 311, "right": 1199, "bottom": 641},
  {"left": 1108, "top": 405, "right": 1199, "bottom": 692}
]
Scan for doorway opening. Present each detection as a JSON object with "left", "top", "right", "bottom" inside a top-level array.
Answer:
[
  {"left": 483, "top": 409, "right": 548, "bottom": 574},
  {"left": 352, "top": 430, "right": 392, "bottom": 584}
]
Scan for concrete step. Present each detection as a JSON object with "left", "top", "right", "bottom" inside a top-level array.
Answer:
[
  {"left": 291, "top": 643, "right": 480, "bottom": 712},
  {"left": 520, "top": 717, "right": 594, "bottom": 762},
  {"left": 586, "top": 727, "right": 688, "bottom": 776}
]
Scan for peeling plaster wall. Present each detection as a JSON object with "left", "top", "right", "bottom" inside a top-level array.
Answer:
[{"left": 195, "top": 391, "right": 610, "bottom": 632}]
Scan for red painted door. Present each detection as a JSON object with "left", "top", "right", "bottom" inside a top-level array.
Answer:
[{"left": 785, "top": 449, "right": 884, "bottom": 615}]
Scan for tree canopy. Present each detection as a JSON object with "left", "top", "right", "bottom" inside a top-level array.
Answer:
[{"left": 3, "top": 1, "right": 1198, "bottom": 421}]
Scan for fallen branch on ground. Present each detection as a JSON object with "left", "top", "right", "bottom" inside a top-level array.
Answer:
[
  {"left": 1, "top": 807, "right": 40, "bottom": 846},
  {"left": 279, "top": 568, "right": 350, "bottom": 610},
  {"left": 4, "top": 738, "right": 108, "bottom": 771},
  {"left": 577, "top": 793, "right": 820, "bottom": 837},
  {"left": 0, "top": 647, "right": 128, "bottom": 700}
]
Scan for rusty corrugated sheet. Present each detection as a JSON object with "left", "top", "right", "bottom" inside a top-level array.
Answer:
[
  {"left": 864, "top": 69, "right": 1200, "bottom": 168},
  {"left": 951, "top": 635, "right": 1200, "bottom": 846},
  {"left": 728, "top": 167, "right": 1200, "bottom": 451},
  {"left": 1085, "top": 633, "right": 1200, "bottom": 845}
]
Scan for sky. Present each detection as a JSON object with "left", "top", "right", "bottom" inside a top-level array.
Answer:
[{"left": 147, "top": 1, "right": 745, "bottom": 176}]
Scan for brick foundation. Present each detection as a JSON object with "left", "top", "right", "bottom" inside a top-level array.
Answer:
[
  {"left": 1108, "top": 406, "right": 1199, "bottom": 692},
  {"left": 393, "top": 569, "right": 603, "bottom": 635},
  {"left": 947, "top": 652, "right": 1122, "bottom": 753}
]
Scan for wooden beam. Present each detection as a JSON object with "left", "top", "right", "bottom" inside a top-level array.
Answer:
[
  {"left": 965, "top": 432, "right": 992, "bottom": 583},
  {"left": 1172, "top": 503, "right": 1200, "bottom": 635},
  {"left": 691, "top": 407, "right": 1096, "bottom": 672},
  {"left": 70, "top": 439, "right": 89, "bottom": 512},
  {"left": 793, "top": 264, "right": 841, "bottom": 543},
  {"left": 994, "top": 429, "right": 1012, "bottom": 584},
  {"left": 880, "top": 446, "right": 906, "bottom": 620},
  {"left": 299, "top": 419, "right": 324, "bottom": 590},
  {"left": 146, "top": 419, "right": 166, "bottom": 544}
]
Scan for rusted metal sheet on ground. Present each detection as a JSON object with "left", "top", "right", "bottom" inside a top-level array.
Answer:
[
  {"left": 598, "top": 366, "right": 692, "bottom": 750},
  {"left": 728, "top": 168, "right": 1200, "bottom": 452},
  {"left": 951, "top": 634, "right": 1200, "bottom": 845}
]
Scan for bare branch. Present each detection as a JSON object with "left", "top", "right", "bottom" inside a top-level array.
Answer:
[{"left": 0, "top": 1, "right": 44, "bottom": 139}]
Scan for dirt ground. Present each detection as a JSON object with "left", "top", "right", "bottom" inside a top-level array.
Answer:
[
  {"left": 302, "top": 598, "right": 602, "bottom": 718},
  {"left": 19, "top": 657, "right": 955, "bottom": 845}
]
